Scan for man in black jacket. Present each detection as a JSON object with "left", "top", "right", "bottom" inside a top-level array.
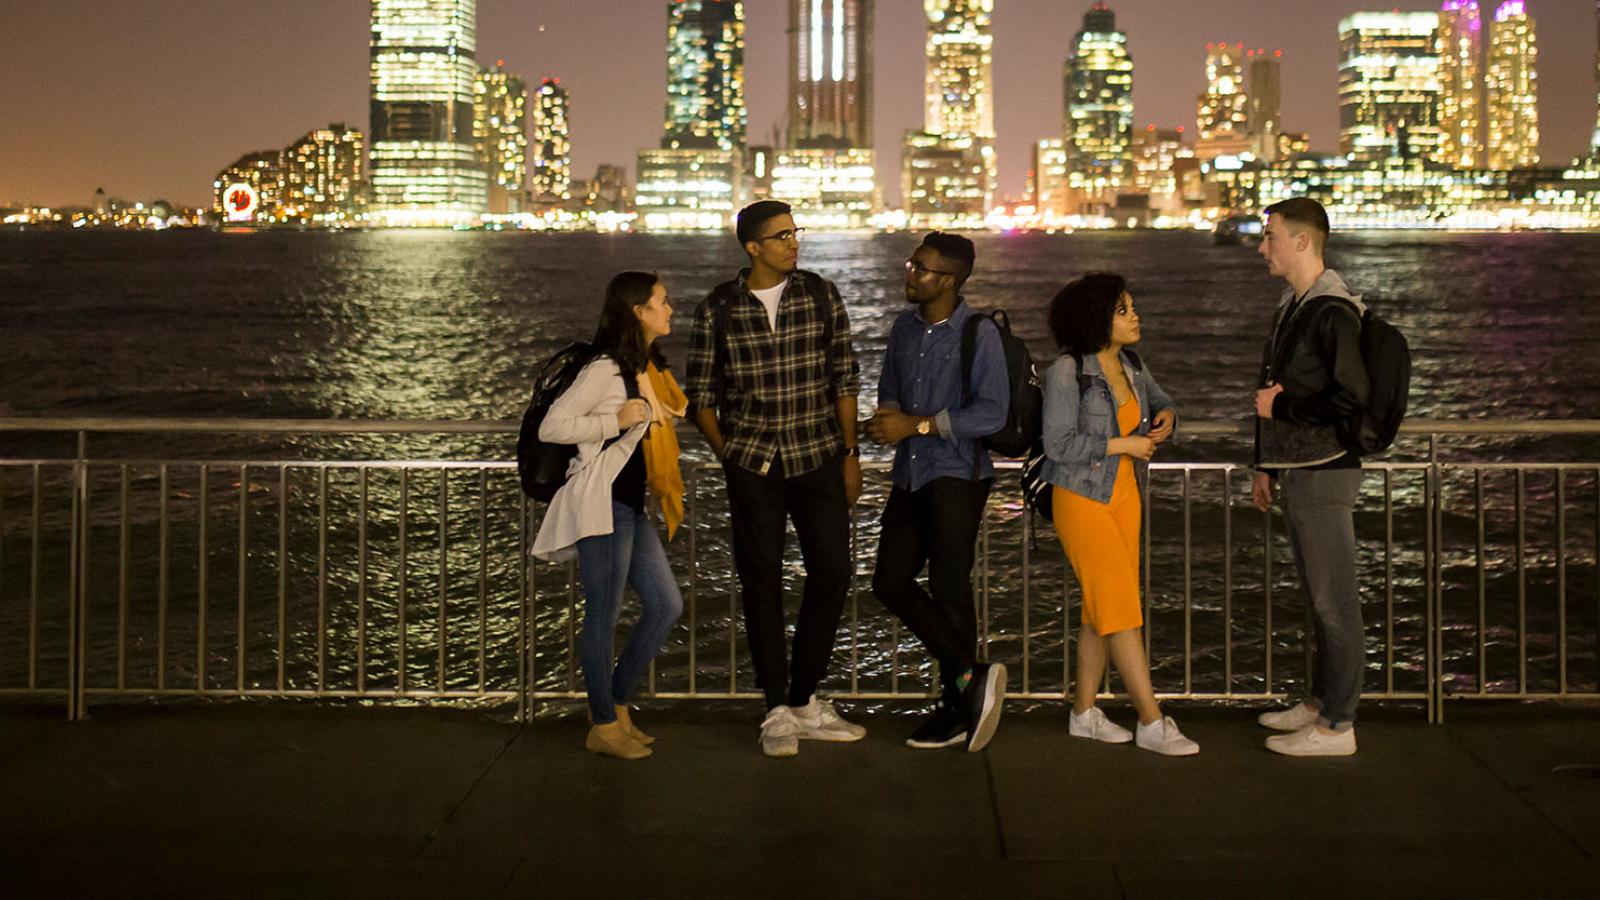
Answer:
[{"left": 1251, "top": 198, "right": 1370, "bottom": 757}]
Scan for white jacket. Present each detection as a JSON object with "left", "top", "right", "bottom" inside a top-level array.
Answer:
[{"left": 530, "top": 357, "right": 648, "bottom": 562}]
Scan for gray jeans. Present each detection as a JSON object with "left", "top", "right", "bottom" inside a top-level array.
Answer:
[{"left": 1280, "top": 468, "right": 1363, "bottom": 729}]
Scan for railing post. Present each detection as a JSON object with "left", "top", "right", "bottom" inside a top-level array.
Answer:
[
  {"left": 68, "top": 431, "right": 88, "bottom": 722},
  {"left": 1427, "top": 434, "right": 1443, "bottom": 724}
]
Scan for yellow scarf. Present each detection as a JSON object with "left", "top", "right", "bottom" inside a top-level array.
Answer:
[{"left": 638, "top": 362, "right": 688, "bottom": 540}]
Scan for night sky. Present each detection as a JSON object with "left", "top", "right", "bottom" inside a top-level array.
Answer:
[{"left": 2, "top": 0, "right": 1596, "bottom": 208}]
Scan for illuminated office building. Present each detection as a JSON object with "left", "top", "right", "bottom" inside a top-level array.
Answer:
[
  {"left": 1337, "top": 12, "right": 1443, "bottom": 164},
  {"left": 1030, "top": 138, "right": 1070, "bottom": 220},
  {"left": 788, "top": 0, "right": 873, "bottom": 149},
  {"left": 213, "top": 151, "right": 283, "bottom": 222},
  {"left": 770, "top": 148, "right": 878, "bottom": 229},
  {"left": 663, "top": 0, "right": 746, "bottom": 151},
  {"left": 1062, "top": 3, "right": 1134, "bottom": 185},
  {"left": 1247, "top": 50, "right": 1283, "bottom": 161},
  {"left": 1486, "top": 1, "right": 1538, "bottom": 169},
  {"left": 903, "top": 0, "right": 996, "bottom": 227},
  {"left": 1439, "top": 1, "right": 1486, "bottom": 168},
  {"left": 1196, "top": 43, "right": 1251, "bottom": 160},
  {"left": 369, "top": 0, "right": 488, "bottom": 226},
  {"left": 531, "top": 78, "right": 572, "bottom": 206},
  {"left": 1133, "top": 125, "right": 1193, "bottom": 195},
  {"left": 635, "top": 149, "right": 740, "bottom": 230},
  {"left": 474, "top": 62, "right": 528, "bottom": 214},
  {"left": 281, "top": 124, "right": 367, "bottom": 222},
  {"left": 1592, "top": 0, "right": 1600, "bottom": 159}
]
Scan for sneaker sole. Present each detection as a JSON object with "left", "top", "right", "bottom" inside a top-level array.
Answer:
[
  {"left": 796, "top": 727, "right": 866, "bottom": 743},
  {"left": 761, "top": 742, "right": 799, "bottom": 758},
  {"left": 1265, "top": 739, "right": 1356, "bottom": 757},
  {"left": 1069, "top": 728, "right": 1134, "bottom": 744},
  {"left": 1257, "top": 715, "right": 1318, "bottom": 732},
  {"left": 966, "top": 664, "right": 1007, "bottom": 753},
  {"left": 905, "top": 732, "right": 968, "bottom": 750}
]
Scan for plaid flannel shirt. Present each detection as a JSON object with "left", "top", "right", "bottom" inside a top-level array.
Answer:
[{"left": 684, "top": 268, "right": 860, "bottom": 477}]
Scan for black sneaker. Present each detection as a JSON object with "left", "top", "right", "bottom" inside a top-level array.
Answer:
[
  {"left": 904, "top": 703, "right": 968, "bottom": 750},
  {"left": 962, "top": 662, "right": 1008, "bottom": 753}
]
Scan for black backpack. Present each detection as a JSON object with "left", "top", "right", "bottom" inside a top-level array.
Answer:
[
  {"left": 517, "top": 344, "right": 637, "bottom": 502},
  {"left": 959, "top": 309, "right": 1043, "bottom": 459},
  {"left": 1016, "top": 350, "right": 1145, "bottom": 522},
  {"left": 1330, "top": 299, "right": 1411, "bottom": 455}
]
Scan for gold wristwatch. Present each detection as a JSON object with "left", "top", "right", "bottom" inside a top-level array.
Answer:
[{"left": 915, "top": 417, "right": 933, "bottom": 436}]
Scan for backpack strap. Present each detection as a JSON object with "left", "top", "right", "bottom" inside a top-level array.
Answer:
[
  {"left": 959, "top": 312, "right": 984, "bottom": 408},
  {"left": 1068, "top": 352, "right": 1091, "bottom": 395}
]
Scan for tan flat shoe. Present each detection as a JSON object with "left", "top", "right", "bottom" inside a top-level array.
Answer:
[
  {"left": 586, "top": 721, "right": 651, "bottom": 760},
  {"left": 614, "top": 704, "right": 655, "bottom": 745}
]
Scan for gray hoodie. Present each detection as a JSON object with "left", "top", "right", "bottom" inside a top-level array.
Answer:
[{"left": 1255, "top": 269, "right": 1371, "bottom": 470}]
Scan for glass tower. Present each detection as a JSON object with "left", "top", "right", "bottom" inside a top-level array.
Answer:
[
  {"left": 1247, "top": 51, "right": 1282, "bottom": 161},
  {"left": 1337, "top": 12, "right": 1443, "bottom": 164},
  {"left": 1439, "top": 1, "right": 1485, "bottom": 169},
  {"left": 788, "top": 0, "right": 873, "bottom": 149},
  {"left": 473, "top": 62, "right": 528, "bottom": 214},
  {"left": 531, "top": 78, "right": 572, "bottom": 206},
  {"left": 1196, "top": 42, "right": 1251, "bottom": 160},
  {"left": 369, "top": 0, "right": 488, "bottom": 225},
  {"left": 1486, "top": 0, "right": 1538, "bottom": 169},
  {"left": 1063, "top": 3, "right": 1134, "bottom": 185},
  {"left": 663, "top": 0, "right": 746, "bottom": 151},
  {"left": 903, "top": 0, "right": 996, "bottom": 227}
]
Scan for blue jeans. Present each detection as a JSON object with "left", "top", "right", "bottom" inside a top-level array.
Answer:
[{"left": 575, "top": 503, "right": 683, "bottom": 724}]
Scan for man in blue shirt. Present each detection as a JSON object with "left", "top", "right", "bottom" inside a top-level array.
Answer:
[{"left": 866, "top": 232, "right": 1010, "bottom": 752}]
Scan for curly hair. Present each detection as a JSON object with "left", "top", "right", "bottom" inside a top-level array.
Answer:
[{"left": 1046, "top": 272, "right": 1127, "bottom": 357}]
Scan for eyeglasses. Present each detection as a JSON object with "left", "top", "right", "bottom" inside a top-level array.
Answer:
[
  {"left": 905, "top": 258, "right": 957, "bottom": 278},
  {"left": 758, "top": 228, "right": 806, "bottom": 244}
]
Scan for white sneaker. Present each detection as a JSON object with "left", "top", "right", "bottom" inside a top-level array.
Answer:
[
  {"left": 1134, "top": 716, "right": 1200, "bottom": 756},
  {"left": 1257, "top": 702, "right": 1321, "bottom": 732},
  {"left": 1069, "top": 706, "right": 1134, "bottom": 744},
  {"left": 791, "top": 695, "right": 867, "bottom": 742},
  {"left": 760, "top": 706, "right": 800, "bottom": 758},
  {"left": 1266, "top": 724, "right": 1356, "bottom": 757}
]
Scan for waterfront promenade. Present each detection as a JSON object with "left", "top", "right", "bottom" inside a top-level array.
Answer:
[{"left": 3, "top": 700, "right": 1598, "bottom": 899}]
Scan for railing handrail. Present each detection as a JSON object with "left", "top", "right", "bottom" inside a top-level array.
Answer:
[{"left": 4, "top": 416, "right": 1600, "bottom": 437}]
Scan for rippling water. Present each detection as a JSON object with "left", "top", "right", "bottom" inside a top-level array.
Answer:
[{"left": 2, "top": 230, "right": 1599, "bottom": 707}]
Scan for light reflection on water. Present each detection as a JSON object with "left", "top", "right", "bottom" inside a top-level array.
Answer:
[{"left": 2, "top": 231, "right": 1599, "bottom": 709}]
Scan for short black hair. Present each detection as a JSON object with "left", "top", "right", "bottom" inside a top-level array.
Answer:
[
  {"left": 736, "top": 200, "right": 793, "bottom": 245},
  {"left": 919, "top": 231, "right": 976, "bottom": 289},
  {"left": 1047, "top": 272, "right": 1127, "bottom": 357},
  {"left": 1263, "top": 197, "right": 1330, "bottom": 250}
]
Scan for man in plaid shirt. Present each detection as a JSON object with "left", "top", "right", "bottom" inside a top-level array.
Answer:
[{"left": 685, "top": 200, "right": 865, "bottom": 758}]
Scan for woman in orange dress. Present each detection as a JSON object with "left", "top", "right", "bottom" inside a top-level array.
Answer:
[{"left": 1040, "top": 273, "right": 1198, "bottom": 756}]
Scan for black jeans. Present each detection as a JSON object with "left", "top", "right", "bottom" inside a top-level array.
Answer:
[
  {"left": 871, "top": 477, "right": 993, "bottom": 703},
  {"left": 723, "top": 453, "right": 852, "bottom": 709}
]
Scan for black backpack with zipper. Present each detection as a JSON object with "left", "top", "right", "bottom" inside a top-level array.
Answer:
[
  {"left": 1330, "top": 299, "right": 1411, "bottom": 455},
  {"left": 517, "top": 344, "right": 638, "bottom": 502},
  {"left": 959, "top": 309, "right": 1043, "bottom": 459}
]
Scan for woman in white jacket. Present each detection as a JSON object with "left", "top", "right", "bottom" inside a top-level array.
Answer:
[{"left": 532, "top": 272, "right": 684, "bottom": 760}]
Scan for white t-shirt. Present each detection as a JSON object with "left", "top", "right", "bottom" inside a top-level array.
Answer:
[{"left": 750, "top": 280, "right": 788, "bottom": 331}]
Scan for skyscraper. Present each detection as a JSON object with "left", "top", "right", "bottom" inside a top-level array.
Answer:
[
  {"left": 903, "top": 0, "right": 996, "bottom": 227},
  {"left": 474, "top": 62, "right": 528, "bottom": 214},
  {"left": 1196, "top": 43, "right": 1251, "bottom": 160},
  {"left": 1337, "top": 12, "right": 1443, "bottom": 164},
  {"left": 1486, "top": 0, "right": 1538, "bottom": 169},
  {"left": 1247, "top": 50, "right": 1282, "bottom": 162},
  {"left": 1592, "top": 0, "right": 1600, "bottom": 159},
  {"left": 788, "top": 0, "right": 873, "bottom": 148},
  {"left": 1062, "top": 3, "right": 1134, "bottom": 186},
  {"left": 1439, "top": 1, "right": 1486, "bottom": 169},
  {"left": 637, "top": 0, "right": 747, "bottom": 229},
  {"left": 663, "top": 0, "right": 746, "bottom": 151},
  {"left": 369, "top": 0, "right": 488, "bottom": 226},
  {"left": 530, "top": 78, "right": 572, "bottom": 207},
  {"left": 922, "top": 0, "right": 995, "bottom": 139}
]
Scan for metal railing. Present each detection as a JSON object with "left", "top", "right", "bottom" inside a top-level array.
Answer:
[{"left": 1, "top": 417, "right": 1596, "bottom": 723}]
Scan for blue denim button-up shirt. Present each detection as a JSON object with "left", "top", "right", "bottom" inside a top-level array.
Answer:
[
  {"left": 1041, "top": 350, "right": 1177, "bottom": 504},
  {"left": 878, "top": 300, "right": 1010, "bottom": 492}
]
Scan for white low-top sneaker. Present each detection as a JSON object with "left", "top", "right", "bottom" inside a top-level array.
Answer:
[
  {"left": 1266, "top": 724, "right": 1357, "bottom": 757},
  {"left": 1257, "top": 702, "right": 1321, "bottom": 732},
  {"left": 760, "top": 706, "right": 801, "bottom": 758},
  {"left": 791, "top": 695, "right": 867, "bottom": 742},
  {"left": 1069, "top": 706, "right": 1134, "bottom": 744},
  {"left": 1134, "top": 716, "right": 1200, "bottom": 756}
]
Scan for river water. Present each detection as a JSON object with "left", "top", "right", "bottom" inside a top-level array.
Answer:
[{"left": 2, "top": 230, "right": 1599, "bottom": 708}]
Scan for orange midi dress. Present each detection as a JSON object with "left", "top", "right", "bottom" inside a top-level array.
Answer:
[{"left": 1051, "top": 395, "right": 1144, "bottom": 636}]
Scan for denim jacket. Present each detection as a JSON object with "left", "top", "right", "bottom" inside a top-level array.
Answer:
[{"left": 1040, "top": 350, "right": 1177, "bottom": 504}]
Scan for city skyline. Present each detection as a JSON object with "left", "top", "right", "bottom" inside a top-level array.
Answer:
[{"left": 3, "top": 0, "right": 1598, "bottom": 207}]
